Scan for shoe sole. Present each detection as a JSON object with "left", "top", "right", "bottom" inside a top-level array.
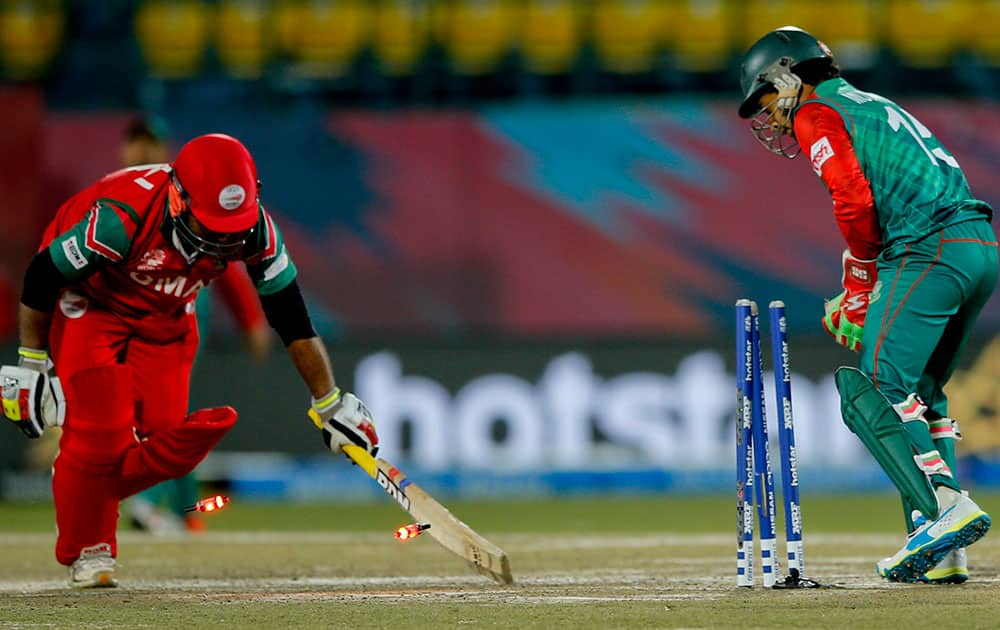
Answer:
[
  {"left": 71, "top": 571, "right": 118, "bottom": 588},
  {"left": 918, "top": 570, "right": 969, "bottom": 585},
  {"left": 883, "top": 512, "right": 991, "bottom": 583}
]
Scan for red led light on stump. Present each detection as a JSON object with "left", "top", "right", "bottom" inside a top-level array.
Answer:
[
  {"left": 185, "top": 495, "right": 230, "bottom": 514},
  {"left": 394, "top": 523, "right": 430, "bottom": 541}
]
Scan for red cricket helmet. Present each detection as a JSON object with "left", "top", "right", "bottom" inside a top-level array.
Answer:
[{"left": 171, "top": 133, "right": 259, "bottom": 233}]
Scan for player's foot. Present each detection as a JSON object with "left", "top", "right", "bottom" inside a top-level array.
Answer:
[
  {"left": 69, "top": 546, "right": 118, "bottom": 588},
  {"left": 919, "top": 547, "right": 968, "bottom": 584},
  {"left": 876, "top": 493, "right": 990, "bottom": 583},
  {"left": 906, "top": 512, "right": 969, "bottom": 584}
]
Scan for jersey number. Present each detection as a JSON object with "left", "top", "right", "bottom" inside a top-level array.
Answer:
[
  {"left": 885, "top": 106, "right": 959, "bottom": 169},
  {"left": 126, "top": 164, "right": 172, "bottom": 190}
]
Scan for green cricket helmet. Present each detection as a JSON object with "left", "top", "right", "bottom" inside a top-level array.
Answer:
[
  {"left": 737, "top": 27, "right": 834, "bottom": 158},
  {"left": 738, "top": 26, "right": 833, "bottom": 119}
]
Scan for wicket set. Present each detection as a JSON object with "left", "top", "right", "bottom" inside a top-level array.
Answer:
[{"left": 736, "top": 299, "right": 818, "bottom": 589}]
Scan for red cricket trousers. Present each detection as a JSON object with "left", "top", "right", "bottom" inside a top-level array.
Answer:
[{"left": 48, "top": 292, "right": 236, "bottom": 565}]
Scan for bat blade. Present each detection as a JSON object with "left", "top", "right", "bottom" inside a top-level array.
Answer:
[{"left": 342, "top": 444, "right": 513, "bottom": 585}]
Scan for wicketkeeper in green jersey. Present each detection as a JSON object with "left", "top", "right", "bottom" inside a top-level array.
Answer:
[{"left": 739, "top": 27, "right": 997, "bottom": 584}]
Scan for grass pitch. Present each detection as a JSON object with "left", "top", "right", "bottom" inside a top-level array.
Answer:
[{"left": 1, "top": 494, "right": 999, "bottom": 628}]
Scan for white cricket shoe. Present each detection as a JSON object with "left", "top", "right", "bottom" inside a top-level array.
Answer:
[
  {"left": 906, "top": 511, "right": 970, "bottom": 585},
  {"left": 920, "top": 547, "right": 968, "bottom": 584},
  {"left": 876, "top": 493, "right": 990, "bottom": 583},
  {"left": 69, "top": 545, "right": 118, "bottom": 588}
]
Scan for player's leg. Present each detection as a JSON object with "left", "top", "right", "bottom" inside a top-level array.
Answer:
[
  {"left": 116, "top": 326, "right": 237, "bottom": 499},
  {"left": 914, "top": 224, "right": 997, "bottom": 584},
  {"left": 853, "top": 227, "right": 995, "bottom": 580},
  {"left": 48, "top": 305, "right": 135, "bottom": 585}
]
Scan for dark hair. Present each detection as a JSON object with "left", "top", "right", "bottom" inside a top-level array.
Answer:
[
  {"left": 794, "top": 58, "right": 841, "bottom": 86},
  {"left": 124, "top": 115, "right": 169, "bottom": 143}
]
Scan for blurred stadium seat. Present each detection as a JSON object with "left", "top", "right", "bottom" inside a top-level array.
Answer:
[
  {"left": 216, "top": 0, "right": 269, "bottom": 79},
  {"left": 807, "top": 0, "right": 878, "bottom": 70},
  {"left": 885, "top": 0, "right": 973, "bottom": 69},
  {"left": 667, "top": 0, "right": 733, "bottom": 74},
  {"left": 433, "top": 0, "right": 519, "bottom": 77},
  {"left": 590, "top": 0, "right": 669, "bottom": 76},
  {"left": 0, "top": 0, "right": 64, "bottom": 80},
  {"left": 372, "top": 0, "right": 432, "bottom": 78},
  {"left": 739, "top": 0, "right": 819, "bottom": 52},
  {"left": 277, "top": 0, "right": 372, "bottom": 80},
  {"left": 135, "top": 0, "right": 212, "bottom": 79},
  {"left": 739, "top": 1, "right": 877, "bottom": 71},
  {"left": 970, "top": 0, "right": 1000, "bottom": 67},
  {"left": 519, "top": 0, "right": 582, "bottom": 76}
]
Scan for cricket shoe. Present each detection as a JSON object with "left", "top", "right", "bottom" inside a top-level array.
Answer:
[
  {"left": 920, "top": 548, "right": 968, "bottom": 584},
  {"left": 907, "top": 513, "right": 968, "bottom": 584},
  {"left": 876, "top": 493, "right": 990, "bottom": 583},
  {"left": 69, "top": 544, "right": 118, "bottom": 588}
]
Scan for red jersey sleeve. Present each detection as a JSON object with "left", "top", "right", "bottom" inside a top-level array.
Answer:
[
  {"left": 793, "top": 100, "right": 882, "bottom": 260},
  {"left": 214, "top": 262, "right": 267, "bottom": 332}
]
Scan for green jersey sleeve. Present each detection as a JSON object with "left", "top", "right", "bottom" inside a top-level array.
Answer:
[
  {"left": 47, "top": 201, "right": 133, "bottom": 281},
  {"left": 244, "top": 205, "right": 298, "bottom": 295}
]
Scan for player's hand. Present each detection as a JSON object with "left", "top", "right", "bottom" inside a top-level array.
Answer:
[
  {"left": 307, "top": 388, "right": 379, "bottom": 457},
  {"left": 1, "top": 347, "right": 66, "bottom": 438},
  {"left": 821, "top": 250, "right": 877, "bottom": 352},
  {"left": 772, "top": 72, "right": 802, "bottom": 111}
]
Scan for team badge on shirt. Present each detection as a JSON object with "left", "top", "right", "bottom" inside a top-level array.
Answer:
[
  {"left": 137, "top": 248, "right": 167, "bottom": 270},
  {"left": 810, "top": 137, "right": 835, "bottom": 175}
]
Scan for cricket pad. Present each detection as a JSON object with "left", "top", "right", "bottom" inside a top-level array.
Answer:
[{"left": 835, "top": 367, "right": 939, "bottom": 519}]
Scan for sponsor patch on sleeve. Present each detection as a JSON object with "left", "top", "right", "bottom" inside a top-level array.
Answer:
[
  {"left": 810, "top": 136, "right": 835, "bottom": 175},
  {"left": 61, "top": 236, "right": 88, "bottom": 270},
  {"left": 262, "top": 248, "right": 289, "bottom": 282}
]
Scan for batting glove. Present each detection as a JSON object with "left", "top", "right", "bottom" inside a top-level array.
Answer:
[
  {"left": 308, "top": 388, "right": 379, "bottom": 457},
  {"left": 821, "top": 250, "right": 877, "bottom": 352},
  {"left": 771, "top": 72, "right": 802, "bottom": 111},
  {"left": 1, "top": 347, "right": 65, "bottom": 439}
]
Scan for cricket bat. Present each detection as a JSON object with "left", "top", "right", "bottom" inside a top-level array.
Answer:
[{"left": 342, "top": 444, "right": 514, "bottom": 585}]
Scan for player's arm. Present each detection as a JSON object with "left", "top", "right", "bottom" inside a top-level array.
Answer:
[
  {"left": 795, "top": 102, "right": 880, "bottom": 351},
  {"left": 213, "top": 263, "right": 272, "bottom": 361},
  {"left": 794, "top": 101, "right": 881, "bottom": 259},
  {"left": 3, "top": 202, "right": 133, "bottom": 438},
  {"left": 245, "top": 208, "right": 378, "bottom": 456}
]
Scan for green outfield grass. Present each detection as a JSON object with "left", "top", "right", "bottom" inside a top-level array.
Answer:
[{"left": 1, "top": 493, "right": 999, "bottom": 629}]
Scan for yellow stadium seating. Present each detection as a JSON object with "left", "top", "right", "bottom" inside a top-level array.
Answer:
[
  {"left": 280, "top": 0, "right": 372, "bottom": 79},
  {"left": 668, "top": 0, "right": 734, "bottom": 74},
  {"left": 885, "top": 0, "right": 974, "bottom": 69},
  {"left": 433, "top": 0, "right": 519, "bottom": 77},
  {"left": 591, "top": 0, "right": 669, "bottom": 75},
  {"left": 970, "top": 0, "right": 1000, "bottom": 67},
  {"left": 805, "top": 1, "right": 877, "bottom": 70},
  {"left": 738, "top": 1, "right": 877, "bottom": 71},
  {"left": 519, "top": 0, "right": 582, "bottom": 76},
  {"left": 216, "top": 0, "right": 269, "bottom": 79},
  {"left": 739, "top": 0, "right": 819, "bottom": 51},
  {"left": 135, "top": 0, "right": 212, "bottom": 79},
  {"left": 0, "top": 0, "right": 64, "bottom": 80},
  {"left": 372, "top": 0, "right": 432, "bottom": 77}
]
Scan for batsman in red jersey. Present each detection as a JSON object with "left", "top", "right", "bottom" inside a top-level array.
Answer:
[{"left": 1, "top": 133, "right": 379, "bottom": 588}]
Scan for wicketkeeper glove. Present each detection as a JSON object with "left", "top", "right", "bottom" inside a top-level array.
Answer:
[
  {"left": 307, "top": 388, "right": 379, "bottom": 457},
  {"left": 1, "top": 347, "right": 66, "bottom": 439},
  {"left": 822, "top": 249, "right": 877, "bottom": 352}
]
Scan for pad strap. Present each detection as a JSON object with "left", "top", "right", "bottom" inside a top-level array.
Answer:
[
  {"left": 913, "top": 450, "right": 953, "bottom": 477},
  {"left": 928, "top": 417, "right": 962, "bottom": 441}
]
